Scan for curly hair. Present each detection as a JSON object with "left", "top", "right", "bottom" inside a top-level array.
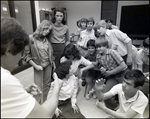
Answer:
[
  {"left": 51, "top": 6, "right": 67, "bottom": 25},
  {"left": 63, "top": 43, "right": 81, "bottom": 60},
  {"left": 55, "top": 60, "right": 72, "bottom": 79},
  {"left": 1, "top": 17, "right": 29, "bottom": 56}
]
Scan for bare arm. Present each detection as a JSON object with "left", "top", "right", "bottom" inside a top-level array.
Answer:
[
  {"left": 96, "top": 101, "right": 138, "bottom": 118},
  {"left": 26, "top": 73, "right": 63, "bottom": 118},
  {"left": 126, "top": 40, "right": 133, "bottom": 65}
]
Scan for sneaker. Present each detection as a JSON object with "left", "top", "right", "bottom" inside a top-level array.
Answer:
[
  {"left": 92, "top": 93, "right": 97, "bottom": 99},
  {"left": 82, "top": 80, "right": 86, "bottom": 87},
  {"left": 85, "top": 92, "right": 93, "bottom": 100}
]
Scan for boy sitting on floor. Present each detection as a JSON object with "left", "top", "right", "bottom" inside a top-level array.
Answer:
[{"left": 95, "top": 69, "right": 148, "bottom": 118}]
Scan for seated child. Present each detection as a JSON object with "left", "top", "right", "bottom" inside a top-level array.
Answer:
[
  {"left": 83, "top": 39, "right": 101, "bottom": 100},
  {"left": 80, "top": 40, "right": 128, "bottom": 110},
  {"left": 60, "top": 43, "right": 92, "bottom": 94},
  {"left": 47, "top": 60, "right": 85, "bottom": 118},
  {"left": 95, "top": 69, "right": 148, "bottom": 118}
]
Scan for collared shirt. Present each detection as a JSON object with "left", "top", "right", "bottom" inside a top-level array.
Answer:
[
  {"left": 36, "top": 37, "right": 50, "bottom": 68},
  {"left": 47, "top": 75, "right": 78, "bottom": 106},
  {"left": 105, "top": 29, "right": 137, "bottom": 56},
  {"left": 96, "top": 49, "right": 127, "bottom": 71},
  {"left": 77, "top": 29, "right": 96, "bottom": 48},
  {"left": 110, "top": 84, "right": 148, "bottom": 118}
]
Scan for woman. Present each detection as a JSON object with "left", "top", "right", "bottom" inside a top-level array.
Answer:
[
  {"left": 47, "top": 61, "right": 85, "bottom": 118},
  {"left": 23, "top": 20, "right": 55, "bottom": 104},
  {"left": 49, "top": 6, "right": 70, "bottom": 68}
]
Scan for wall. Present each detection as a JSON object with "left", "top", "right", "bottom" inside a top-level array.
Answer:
[
  {"left": 116, "top": 1, "right": 149, "bottom": 28},
  {"left": 37, "top": 1, "right": 101, "bottom": 35}
]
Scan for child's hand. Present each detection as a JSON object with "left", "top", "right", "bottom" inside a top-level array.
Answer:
[
  {"left": 72, "top": 105, "right": 79, "bottom": 113},
  {"left": 95, "top": 78, "right": 106, "bottom": 91},
  {"left": 35, "top": 65, "right": 43, "bottom": 71},
  {"left": 55, "top": 108, "right": 62, "bottom": 117}
]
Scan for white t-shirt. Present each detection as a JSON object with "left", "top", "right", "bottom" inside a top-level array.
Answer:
[
  {"left": 110, "top": 84, "right": 148, "bottom": 118},
  {"left": 1, "top": 67, "right": 35, "bottom": 118},
  {"left": 77, "top": 29, "right": 96, "bottom": 48}
]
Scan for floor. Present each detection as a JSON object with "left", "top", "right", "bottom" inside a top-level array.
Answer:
[{"left": 14, "top": 67, "right": 149, "bottom": 118}]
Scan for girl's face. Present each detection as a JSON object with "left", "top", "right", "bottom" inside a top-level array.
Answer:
[
  {"left": 80, "top": 22, "right": 86, "bottom": 29},
  {"left": 42, "top": 25, "right": 52, "bottom": 36},
  {"left": 55, "top": 11, "right": 64, "bottom": 23},
  {"left": 87, "top": 46, "right": 96, "bottom": 55}
]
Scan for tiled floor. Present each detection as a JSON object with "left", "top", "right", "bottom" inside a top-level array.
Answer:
[{"left": 14, "top": 67, "right": 149, "bottom": 118}]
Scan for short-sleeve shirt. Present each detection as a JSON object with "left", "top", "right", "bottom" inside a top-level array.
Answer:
[
  {"left": 77, "top": 29, "right": 96, "bottom": 48},
  {"left": 105, "top": 29, "right": 137, "bottom": 56},
  {"left": 1, "top": 67, "right": 35, "bottom": 118},
  {"left": 96, "top": 49, "right": 127, "bottom": 71},
  {"left": 110, "top": 84, "right": 148, "bottom": 118},
  {"left": 50, "top": 24, "right": 68, "bottom": 43}
]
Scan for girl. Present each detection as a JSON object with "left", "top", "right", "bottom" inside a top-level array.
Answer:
[
  {"left": 23, "top": 20, "right": 55, "bottom": 104},
  {"left": 60, "top": 43, "right": 92, "bottom": 93},
  {"left": 49, "top": 6, "right": 70, "bottom": 68}
]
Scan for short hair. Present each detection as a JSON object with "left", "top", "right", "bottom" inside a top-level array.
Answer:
[
  {"left": 1, "top": 17, "right": 29, "bottom": 56},
  {"left": 51, "top": 6, "right": 67, "bottom": 25},
  {"left": 63, "top": 43, "right": 81, "bottom": 60},
  {"left": 55, "top": 60, "right": 72, "bottom": 79},
  {"left": 87, "top": 39, "right": 96, "bottom": 48},
  {"left": 98, "top": 39, "right": 109, "bottom": 48},
  {"left": 105, "top": 19, "right": 113, "bottom": 23},
  {"left": 143, "top": 37, "right": 149, "bottom": 48},
  {"left": 124, "top": 69, "right": 146, "bottom": 88},
  {"left": 80, "top": 18, "right": 87, "bottom": 23},
  {"left": 87, "top": 17, "right": 95, "bottom": 25},
  {"left": 95, "top": 20, "right": 107, "bottom": 28}
]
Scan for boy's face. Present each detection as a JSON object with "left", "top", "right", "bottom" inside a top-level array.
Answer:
[
  {"left": 88, "top": 46, "right": 96, "bottom": 55},
  {"left": 122, "top": 78, "right": 138, "bottom": 96},
  {"left": 98, "top": 27, "right": 106, "bottom": 36},
  {"left": 87, "top": 22, "right": 94, "bottom": 30}
]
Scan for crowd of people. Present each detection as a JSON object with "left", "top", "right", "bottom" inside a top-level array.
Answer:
[{"left": 1, "top": 6, "right": 149, "bottom": 118}]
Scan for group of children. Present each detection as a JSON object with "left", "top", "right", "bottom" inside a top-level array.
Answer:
[
  {"left": 23, "top": 11, "right": 149, "bottom": 118},
  {"left": 1, "top": 7, "right": 149, "bottom": 118}
]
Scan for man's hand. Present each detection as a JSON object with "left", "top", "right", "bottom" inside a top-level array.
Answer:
[{"left": 24, "top": 83, "right": 42, "bottom": 96}]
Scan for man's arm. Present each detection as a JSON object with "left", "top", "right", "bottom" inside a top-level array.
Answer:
[{"left": 26, "top": 73, "right": 63, "bottom": 118}]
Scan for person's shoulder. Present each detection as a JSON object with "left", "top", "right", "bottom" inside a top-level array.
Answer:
[{"left": 138, "top": 90, "right": 149, "bottom": 102}]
